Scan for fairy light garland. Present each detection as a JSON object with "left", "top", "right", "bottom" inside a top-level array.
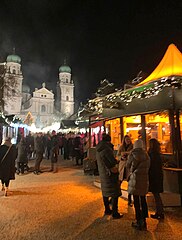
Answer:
[{"left": 78, "top": 76, "right": 182, "bottom": 116}]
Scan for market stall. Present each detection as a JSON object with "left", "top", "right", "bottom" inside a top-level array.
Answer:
[{"left": 81, "top": 44, "right": 182, "bottom": 203}]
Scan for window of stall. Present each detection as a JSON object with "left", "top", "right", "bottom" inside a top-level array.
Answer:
[
  {"left": 105, "top": 118, "right": 121, "bottom": 150},
  {"left": 123, "top": 115, "right": 141, "bottom": 143},
  {"left": 145, "top": 111, "right": 172, "bottom": 153}
]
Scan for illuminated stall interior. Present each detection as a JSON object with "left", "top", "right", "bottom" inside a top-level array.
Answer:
[
  {"left": 107, "top": 112, "right": 172, "bottom": 154},
  {"left": 145, "top": 112, "right": 172, "bottom": 153},
  {"left": 123, "top": 115, "right": 141, "bottom": 143},
  {"left": 105, "top": 118, "right": 121, "bottom": 150}
]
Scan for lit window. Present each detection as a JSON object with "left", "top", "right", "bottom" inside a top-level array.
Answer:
[{"left": 145, "top": 111, "right": 171, "bottom": 153}]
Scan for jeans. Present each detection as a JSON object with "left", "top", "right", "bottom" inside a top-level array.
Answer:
[{"left": 133, "top": 195, "right": 148, "bottom": 222}]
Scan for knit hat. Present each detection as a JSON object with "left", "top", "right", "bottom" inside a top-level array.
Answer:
[{"left": 133, "top": 139, "right": 143, "bottom": 149}]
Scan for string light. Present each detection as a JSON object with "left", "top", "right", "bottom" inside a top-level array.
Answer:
[{"left": 78, "top": 76, "right": 182, "bottom": 116}]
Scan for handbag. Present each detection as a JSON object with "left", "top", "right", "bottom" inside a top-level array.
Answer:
[{"left": 0, "top": 145, "right": 12, "bottom": 164}]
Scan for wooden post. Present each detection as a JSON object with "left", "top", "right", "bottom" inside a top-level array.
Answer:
[
  {"left": 120, "top": 117, "right": 123, "bottom": 143},
  {"left": 169, "top": 109, "right": 177, "bottom": 165},
  {"left": 141, "top": 115, "right": 146, "bottom": 149}
]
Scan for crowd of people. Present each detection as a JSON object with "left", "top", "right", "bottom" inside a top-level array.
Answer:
[
  {"left": 20, "top": 131, "right": 88, "bottom": 174},
  {"left": 96, "top": 133, "right": 164, "bottom": 231},
  {"left": 0, "top": 131, "right": 88, "bottom": 196},
  {"left": 0, "top": 129, "right": 164, "bottom": 231}
]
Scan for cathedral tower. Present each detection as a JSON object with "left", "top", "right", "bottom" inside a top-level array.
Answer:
[
  {"left": 3, "top": 50, "right": 23, "bottom": 114},
  {"left": 59, "top": 62, "right": 74, "bottom": 117}
]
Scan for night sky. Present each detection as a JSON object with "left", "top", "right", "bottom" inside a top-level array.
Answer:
[{"left": 0, "top": 0, "right": 182, "bottom": 109}]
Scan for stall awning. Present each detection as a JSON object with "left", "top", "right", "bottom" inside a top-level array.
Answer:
[{"left": 138, "top": 44, "right": 182, "bottom": 85}]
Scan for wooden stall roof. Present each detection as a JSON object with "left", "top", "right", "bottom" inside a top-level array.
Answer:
[{"left": 138, "top": 43, "right": 182, "bottom": 85}]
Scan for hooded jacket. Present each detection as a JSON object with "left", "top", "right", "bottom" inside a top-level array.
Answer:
[
  {"left": 126, "top": 147, "right": 150, "bottom": 196},
  {"left": 96, "top": 140, "right": 121, "bottom": 198}
]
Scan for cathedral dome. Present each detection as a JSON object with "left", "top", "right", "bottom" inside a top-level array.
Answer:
[
  {"left": 22, "top": 84, "right": 30, "bottom": 93},
  {"left": 59, "top": 65, "right": 71, "bottom": 73},
  {"left": 7, "top": 54, "right": 21, "bottom": 64}
]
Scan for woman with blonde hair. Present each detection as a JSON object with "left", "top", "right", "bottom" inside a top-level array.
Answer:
[{"left": 117, "top": 135, "right": 133, "bottom": 205}]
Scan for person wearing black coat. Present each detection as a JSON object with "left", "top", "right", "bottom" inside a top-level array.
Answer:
[
  {"left": 96, "top": 133, "right": 123, "bottom": 219},
  {"left": 148, "top": 138, "right": 164, "bottom": 220},
  {"left": 50, "top": 131, "right": 59, "bottom": 173},
  {"left": 45, "top": 133, "right": 52, "bottom": 160},
  {"left": 73, "top": 135, "right": 83, "bottom": 165},
  {"left": 0, "top": 137, "right": 17, "bottom": 196}
]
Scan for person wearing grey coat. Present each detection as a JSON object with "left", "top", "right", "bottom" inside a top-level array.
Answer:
[
  {"left": 96, "top": 134, "right": 122, "bottom": 219},
  {"left": 34, "top": 133, "right": 44, "bottom": 174},
  {"left": 16, "top": 138, "right": 28, "bottom": 174},
  {"left": 126, "top": 139, "right": 150, "bottom": 230}
]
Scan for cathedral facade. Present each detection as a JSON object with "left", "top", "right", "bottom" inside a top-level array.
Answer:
[{"left": 1, "top": 53, "right": 75, "bottom": 128}]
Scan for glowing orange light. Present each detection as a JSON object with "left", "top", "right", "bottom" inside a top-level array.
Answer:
[{"left": 138, "top": 44, "right": 182, "bottom": 85}]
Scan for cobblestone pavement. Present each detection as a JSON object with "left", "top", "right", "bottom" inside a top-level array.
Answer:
[{"left": 0, "top": 158, "right": 181, "bottom": 240}]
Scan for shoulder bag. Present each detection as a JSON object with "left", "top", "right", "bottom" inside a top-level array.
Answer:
[{"left": 0, "top": 145, "right": 12, "bottom": 164}]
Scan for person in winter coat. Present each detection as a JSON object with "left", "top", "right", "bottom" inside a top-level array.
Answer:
[
  {"left": 25, "top": 132, "right": 34, "bottom": 160},
  {"left": 16, "top": 138, "right": 28, "bottom": 174},
  {"left": 34, "top": 133, "right": 44, "bottom": 174},
  {"left": 96, "top": 133, "right": 123, "bottom": 219},
  {"left": 0, "top": 137, "right": 17, "bottom": 196},
  {"left": 148, "top": 138, "right": 164, "bottom": 220},
  {"left": 126, "top": 139, "right": 150, "bottom": 230},
  {"left": 45, "top": 133, "right": 52, "bottom": 160},
  {"left": 117, "top": 135, "right": 133, "bottom": 206},
  {"left": 50, "top": 130, "right": 59, "bottom": 173},
  {"left": 73, "top": 134, "right": 83, "bottom": 165},
  {"left": 62, "top": 134, "right": 69, "bottom": 160}
]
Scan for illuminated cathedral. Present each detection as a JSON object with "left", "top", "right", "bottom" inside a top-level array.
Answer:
[{"left": 1, "top": 52, "right": 75, "bottom": 128}]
